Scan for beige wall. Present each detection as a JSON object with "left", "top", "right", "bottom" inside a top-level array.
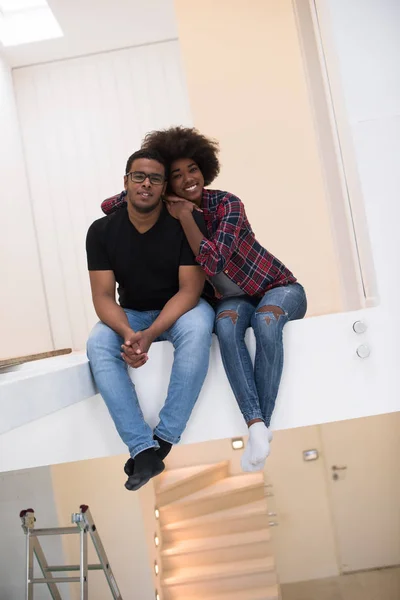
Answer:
[
  {"left": 166, "top": 413, "right": 400, "bottom": 584},
  {"left": 167, "top": 433, "right": 339, "bottom": 584},
  {"left": 165, "top": 437, "right": 245, "bottom": 475},
  {"left": 266, "top": 426, "right": 339, "bottom": 583},
  {"left": 174, "top": 0, "right": 344, "bottom": 316},
  {"left": 46, "top": 412, "right": 399, "bottom": 589},
  {"left": 50, "top": 456, "right": 156, "bottom": 600}
]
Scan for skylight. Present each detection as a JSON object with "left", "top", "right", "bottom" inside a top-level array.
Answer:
[
  {"left": 0, "top": 0, "right": 63, "bottom": 47},
  {"left": 1, "top": 0, "right": 48, "bottom": 10}
]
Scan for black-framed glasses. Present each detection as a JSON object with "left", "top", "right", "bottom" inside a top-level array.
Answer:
[{"left": 126, "top": 171, "right": 165, "bottom": 185}]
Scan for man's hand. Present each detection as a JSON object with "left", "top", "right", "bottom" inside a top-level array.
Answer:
[
  {"left": 121, "top": 328, "right": 155, "bottom": 364},
  {"left": 165, "top": 195, "right": 202, "bottom": 220},
  {"left": 121, "top": 328, "right": 149, "bottom": 369},
  {"left": 121, "top": 347, "right": 148, "bottom": 369}
]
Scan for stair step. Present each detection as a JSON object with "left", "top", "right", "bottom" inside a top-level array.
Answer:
[
  {"left": 161, "top": 499, "right": 269, "bottom": 542},
  {"left": 162, "top": 557, "right": 276, "bottom": 598},
  {"left": 163, "top": 528, "right": 271, "bottom": 556},
  {"left": 160, "top": 473, "right": 265, "bottom": 524},
  {"left": 163, "top": 498, "right": 268, "bottom": 530},
  {"left": 163, "top": 555, "right": 275, "bottom": 584},
  {"left": 163, "top": 556, "right": 275, "bottom": 586},
  {"left": 156, "top": 461, "right": 229, "bottom": 506},
  {"left": 157, "top": 464, "right": 212, "bottom": 491},
  {"left": 164, "top": 472, "right": 264, "bottom": 505},
  {"left": 184, "top": 584, "right": 280, "bottom": 600},
  {"left": 162, "top": 528, "right": 272, "bottom": 569}
]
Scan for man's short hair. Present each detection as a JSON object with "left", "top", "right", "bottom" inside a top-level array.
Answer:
[{"left": 125, "top": 149, "right": 168, "bottom": 177}]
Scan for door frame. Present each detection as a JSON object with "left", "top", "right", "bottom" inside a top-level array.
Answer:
[{"left": 292, "top": 0, "right": 379, "bottom": 310}]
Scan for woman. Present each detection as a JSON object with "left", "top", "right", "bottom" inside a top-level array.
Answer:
[{"left": 101, "top": 127, "right": 307, "bottom": 472}]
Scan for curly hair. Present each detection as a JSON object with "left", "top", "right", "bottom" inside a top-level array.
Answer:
[{"left": 141, "top": 126, "right": 220, "bottom": 186}]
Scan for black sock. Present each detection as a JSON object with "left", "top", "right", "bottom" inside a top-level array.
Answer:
[
  {"left": 134, "top": 448, "right": 158, "bottom": 472},
  {"left": 125, "top": 448, "right": 165, "bottom": 491},
  {"left": 154, "top": 435, "right": 172, "bottom": 461},
  {"left": 124, "top": 457, "right": 135, "bottom": 476},
  {"left": 124, "top": 436, "right": 172, "bottom": 477}
]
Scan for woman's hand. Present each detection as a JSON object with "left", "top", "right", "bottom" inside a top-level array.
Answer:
[{"left": 165, "top": 195, "right": 202, "bottom": 220}]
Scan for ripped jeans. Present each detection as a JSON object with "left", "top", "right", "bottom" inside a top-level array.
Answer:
[{"left": 214, "top": 283, "right": 307, "bottom": 426}]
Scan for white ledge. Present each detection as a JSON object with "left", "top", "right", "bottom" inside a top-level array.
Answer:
[
  {"left": 1, "top": 306, "right": 398, "bottom": 473},
  {"left": 0, "top": 352, "right": 96, "bottom": 434}
]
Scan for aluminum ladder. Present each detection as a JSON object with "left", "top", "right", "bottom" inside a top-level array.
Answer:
[{"left": 19, "top": 504, "right": 123, "bottom": 599}]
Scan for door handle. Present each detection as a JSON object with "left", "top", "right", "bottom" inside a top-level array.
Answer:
[{"left": 332, "top": 465, "right": 347, "bottom": 471}]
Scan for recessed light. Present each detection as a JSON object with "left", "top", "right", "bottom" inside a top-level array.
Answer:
[
  {"left": 154, "top": 507, "right": 160, "bottom": 519},
  {"left": 231, "top": 437, "right": 244, "bottom": 450},
  {"left": 154, "top": 561, "right": 159, "bottom": 576},
  {"left": 154, "top": 534, "right": 160, "bottom": 547}
]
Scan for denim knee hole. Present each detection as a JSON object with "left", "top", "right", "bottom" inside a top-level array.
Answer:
[
  {"left": 255, "top": 305, "right": 286, "bottom": 325},
  {"left": 216, "top": 310, "right": 239, "bottom": 325}
]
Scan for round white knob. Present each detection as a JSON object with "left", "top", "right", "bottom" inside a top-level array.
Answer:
[
  {"left": 353, "top": 321, "right": 367, "bottom": 334},
  {"left": 356, "top": 344, "right": 371, "bottom": 358}
]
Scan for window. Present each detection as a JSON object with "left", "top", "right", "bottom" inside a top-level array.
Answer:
[{"left": 0, "top": 0, "right": 63, "bottom": 46}]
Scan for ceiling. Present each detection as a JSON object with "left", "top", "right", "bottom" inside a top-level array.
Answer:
[{"left": 2, "top": 0, "right": 178, "bottom": 68}]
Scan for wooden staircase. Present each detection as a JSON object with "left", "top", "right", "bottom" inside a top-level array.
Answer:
[{"left": 155, "top": 461, "right": 280, "bottom": 600}]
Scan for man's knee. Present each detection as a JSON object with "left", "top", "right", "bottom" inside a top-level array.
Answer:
[
  {"left": 175, "top": 319, "right": 213, "bottom": 353},
  {"left": 185, "top": 319, "right": 214, "bottom": 345},
  {"left": 87, "top": 322, "right": 119, "bottom": 359},
  {"left": 179, "top": 301, "right": 214, "bottom": 334}
]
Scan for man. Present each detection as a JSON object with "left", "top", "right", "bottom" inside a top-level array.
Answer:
[{"left": 86, "top": 149, "right": 214, "bottom": 491}]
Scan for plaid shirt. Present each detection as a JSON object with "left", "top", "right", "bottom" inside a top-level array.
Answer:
[
  {"left": 100, "top": 189, "right": 296, "bottom": 298},
  {"left": 101, "top": 191, "right": 128, "bottom": 216}
]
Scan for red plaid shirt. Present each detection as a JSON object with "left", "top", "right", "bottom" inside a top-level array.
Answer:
[
  {"left": 100, "top": 189, "right": 296, "bottom": 298},
  {"left": 101, "top": 191, "right": 127, "bottom": 216}
]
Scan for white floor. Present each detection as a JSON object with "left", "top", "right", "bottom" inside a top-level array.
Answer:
[{"left": 281, "top": 567, "right": 400, "bottom": 600}]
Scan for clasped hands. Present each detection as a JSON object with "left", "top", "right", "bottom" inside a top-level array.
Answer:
[{"left": 121, "top": 329, "right": 155, "bottom": 369}]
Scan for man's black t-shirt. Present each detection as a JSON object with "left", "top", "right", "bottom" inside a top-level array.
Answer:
[{"left": 86, "top": 204, "right": 206, "bottom": 311}]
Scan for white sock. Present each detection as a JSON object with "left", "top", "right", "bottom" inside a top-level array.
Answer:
[
  {"left": 248, "top": 422, "right": 273, "bottom": 465},
  {"left": 241, "top": 444, "right": 265, "bottom": 472}
]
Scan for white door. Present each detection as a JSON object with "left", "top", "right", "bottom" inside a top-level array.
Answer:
[{"left": 320, "top": 413, "right": 400, "bottom": 572}]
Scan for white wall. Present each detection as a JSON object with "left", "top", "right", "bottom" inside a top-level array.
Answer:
[
  {"left": 0, "top": 466, "right": 70, "bottom": 600},
  {"left": 0, "top": 51, "right": 53, "bottom": 360},
  {"left": 316, "top": 0, "right": 400, "bottom": 307},
  {"left": 12, "top": 40, "right": 192, "bottom": 351}
]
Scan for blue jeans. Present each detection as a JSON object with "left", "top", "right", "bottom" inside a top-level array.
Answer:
[
  {"left": 215, "top": 283, "right": 307, "bottom": 427},
  {"left": 87, "top": 299, "right": 214, "bottom": 458}
]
